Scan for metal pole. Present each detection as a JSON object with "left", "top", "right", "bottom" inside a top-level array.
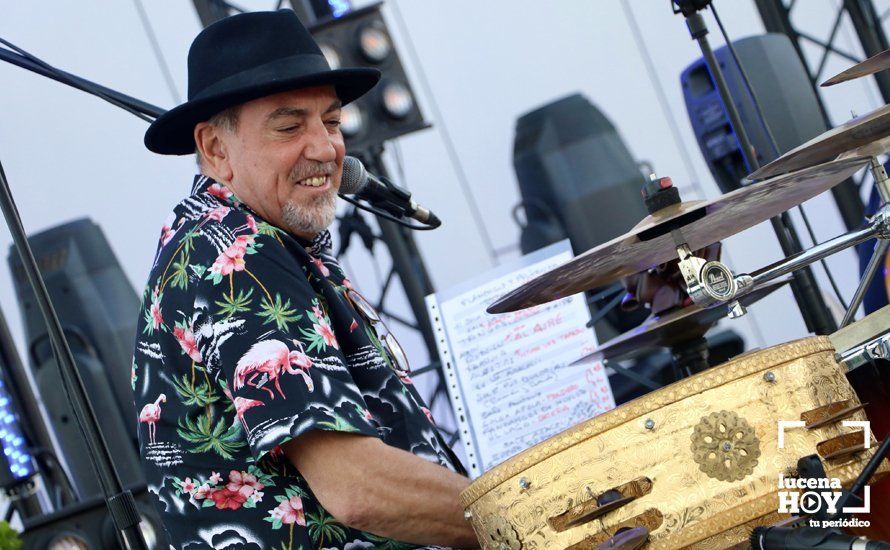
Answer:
[
  {"left": 0, "top": 161, "right": 147, "bottom": 549},
  {"left": 358, "top": 149, "right": 439, "bottom": 360},
  {"left": 842, "top": 239, "right": 890, "bottom": 326},
  {"left": 747, "top": 223, "right": 880, "bottom": 287},
  {"left": 752, "top": 0, "right": 866, "bottom": 230},
  {"left": 685, "top": 10, "right": 838, "bottom": 334},
  {"left": 844, "top": 0, "right": 890, "bottom": 103}
]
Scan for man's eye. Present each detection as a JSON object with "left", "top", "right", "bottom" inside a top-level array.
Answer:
[
  {"left": 325, "top": 119, "right": 341, "bottom": 127},
  {"left": 278, "top": 126, "right": 299, "bottom": 133}
]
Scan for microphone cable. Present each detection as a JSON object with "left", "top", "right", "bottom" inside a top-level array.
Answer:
[
  {"left": 337, "top": 193, "right": 439, "bottom": 230},
  {"left": 0, "top": 36, "right": 156, "bottom": 123}
]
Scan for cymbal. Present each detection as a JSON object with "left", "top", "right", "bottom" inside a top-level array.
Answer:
[
  {"left": 575, "top": 279, "right": 788, "bottom": 364},
  {"left": 487, "top": 157, "right": 866, "bottom": 314},
  {"left": 747, "top": 103, "right": 890, "bottom": 180},
  {"left": 822, "top": 49, "right": 890, "bottom": 87}
]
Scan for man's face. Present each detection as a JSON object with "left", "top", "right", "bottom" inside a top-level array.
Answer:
[{"left": 214, "top": 85, "right": 344, "bottom": 239}]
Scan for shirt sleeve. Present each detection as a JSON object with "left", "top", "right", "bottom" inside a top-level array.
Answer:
[{"left": 192, "top": 228, "right": 378, "bottom": 468}]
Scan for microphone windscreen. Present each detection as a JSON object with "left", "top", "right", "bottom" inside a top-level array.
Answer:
[{"left": 339, "top": 156, "right": 367, "bottom": 194}]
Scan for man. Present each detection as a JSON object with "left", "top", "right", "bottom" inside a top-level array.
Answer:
[{"left": 134, "top": 10, "right": 477, "bottom": 549}]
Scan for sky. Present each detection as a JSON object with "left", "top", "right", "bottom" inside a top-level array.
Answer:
[{"left": 0, "top": 0, "right": 888, "bottom": 477}]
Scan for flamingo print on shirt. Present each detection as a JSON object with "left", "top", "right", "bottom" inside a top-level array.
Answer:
[
  {"left": 132, "top": 175, "right": 462, "bottom": 549},
  {"left": 233, "top": 339, "right": 314, "bottom": 399},
  {"left": 139, "top": 393, "right": 166, "bottom": 445}
]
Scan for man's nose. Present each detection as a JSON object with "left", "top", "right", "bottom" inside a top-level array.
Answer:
[{"left": 302, "top": 120, "right": 338, "bottom": 162}]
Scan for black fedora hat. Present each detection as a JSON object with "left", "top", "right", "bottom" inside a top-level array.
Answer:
[{"left": 144, "top": 10, "right": 380, "bottom": 155}]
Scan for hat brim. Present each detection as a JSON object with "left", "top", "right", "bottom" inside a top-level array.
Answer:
[{"left": 144, "top": 67, "right": 380, "bottom": 155}]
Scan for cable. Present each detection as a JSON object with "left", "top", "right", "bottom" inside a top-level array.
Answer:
[
  {"left": 390, "top": 141, "right": 408, "bottom": 187},
  {"left": 799, "top": 203, "right": 850, "bottom": 310},
  {"left": 0, "top": 37, "right": 154, "bottom": 123},
  {"left": 131, "top": 0, "right": 182, "bottom": 104},
  {"left": 710, "top": 2, "right": 852, "bottom": 313},
  {"left": 622, "top": 0, "right": 708, "bottom": 200},
  {"left": 338, "top": 193, "right": 438, "bottom": 230},
  {"left": 387, "top": 0, "right": 498, "bottom": 262}
]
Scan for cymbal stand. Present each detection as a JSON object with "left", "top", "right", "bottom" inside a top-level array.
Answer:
[
  {"left": 669, "top": 203, "right": 890, "bottom": 314},
  {"left": 840, "top": 157, "right": 890, "bottom": 327},
  {"left": 672, "top": 0, "right": 838, "bottom": 335}
]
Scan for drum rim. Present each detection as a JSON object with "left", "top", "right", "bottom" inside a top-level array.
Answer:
[{"left": 461, "top": 336, "right": 835, "bottom": 508}]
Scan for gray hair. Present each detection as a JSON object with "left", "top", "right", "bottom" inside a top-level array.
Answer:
[{"left": 195, "top": 105, "right": 242, "bottom": 169}]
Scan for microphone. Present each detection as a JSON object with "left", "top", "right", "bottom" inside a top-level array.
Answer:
[
  {"left": 340, "top": 156, "right": 441, "bottom": 228},
  {"left": 751, "top": 526, "right": 890, "bottom": 550}
]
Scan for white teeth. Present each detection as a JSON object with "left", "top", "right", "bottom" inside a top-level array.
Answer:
[{"left": 298, "top": 176, "right": 326, "bottom": 187}]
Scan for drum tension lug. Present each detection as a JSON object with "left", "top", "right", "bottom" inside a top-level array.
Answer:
[
  {"left": 817, "top": 430, "right": 875, "bottom": 461},
  {"left": 548, "top": 478, "right": 653, "bottom": 532},
  {"left": 801, "top": 400, "right": 867, "bottom": 430}
]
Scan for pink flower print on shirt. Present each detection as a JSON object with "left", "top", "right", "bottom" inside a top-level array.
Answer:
[
  {"left": 312, "top": 305, "right": 326, "bottom": 323},
  {"left": 207, "top": 184, "right": 233, "bottom": 201},
  {"left": 209, "top": 235, "right": 254, "bottom": 277},
  {"left": 209, "top": 471, "right": 222, "bottom": 485},
  {"left": 314, "top": 319, "right": 339, "bottom": 350},
  {"left": 227, "top": 470, "right": 263, "bottom": 499},
  {"left": 205, "top": 206, "right": 231, "bottom": 222},
  {"left": 310, "top": 256, "right": 330, "bottom": 277},
  {"left": 179, "top": 477, "right": 196, "bottom": 494},
  {"left": 150, "top": 302, "right": 163, "bottom": 330},
  {"left": 271, "top": 495, "right": 306, "bottom": 526},
  {"left": 173, "top": 326, "right": 202, "bottom": 363},
  {"left": 159, "top": 212, "right": 176, "bottom": 247},
  {"left": 193, "top": 483, "right": 212, "bottom": 500}
]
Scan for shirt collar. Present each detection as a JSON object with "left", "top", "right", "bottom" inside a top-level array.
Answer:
[{"left": 191, "top": 174, "right": 332, "bottom": 252}]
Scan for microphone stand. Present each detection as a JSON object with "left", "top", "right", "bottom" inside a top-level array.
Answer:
[
  {"left": 0, "top": 46, "right": 164, "bottom": 119},
  {"left": 672, "top": 0, "right": 839, "bottom": 335},
  {"left": 0, "top": 45, "right": 154, "bottom": 547},
  {"left": 0, "top": 162, "right": 147, "bottom": 548}
]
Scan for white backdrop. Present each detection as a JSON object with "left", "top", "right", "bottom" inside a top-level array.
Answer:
[{"left": 0, "top": 0, "right": 888, "bottom": 475}]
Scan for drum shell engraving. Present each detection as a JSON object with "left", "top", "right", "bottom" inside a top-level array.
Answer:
[{"left": 462, "top": 337, "right": 889, "bottom": 549}]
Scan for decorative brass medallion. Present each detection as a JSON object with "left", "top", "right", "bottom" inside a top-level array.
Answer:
[
  {"left": 485, "top": 515, "right": 522, "bottom": 549},
  {"left": 691, "top": 410, "right": 761, "bottom": 481}
]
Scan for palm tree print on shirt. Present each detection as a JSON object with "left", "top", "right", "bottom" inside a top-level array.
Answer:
[{"left": 132, "top": 176, "right": 463, "bottom": 549}]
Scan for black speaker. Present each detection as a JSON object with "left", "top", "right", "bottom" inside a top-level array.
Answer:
[
  {"left": 309, "top": 4, "right": 428, "bottom": 154},
  {"left": 22, "top": 485, "right": 168, "bottom": 549},
  {"left": 512, "top": 93, "right": 650, "bottom": 256},
  {"left": 8, "top": 218, "right": 143, "bottom": 499},
  {"left": 681, "top": 33, "right": 828, "bottom": 193}
]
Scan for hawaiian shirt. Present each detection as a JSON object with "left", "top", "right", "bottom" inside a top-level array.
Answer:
[{"left": 132, "top": 175, "right": 463, "bottom": 549}]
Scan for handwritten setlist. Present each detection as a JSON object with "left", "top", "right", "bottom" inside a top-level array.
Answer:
[{"left": 426, "top": 241, "right": 615, "bottom": 477}]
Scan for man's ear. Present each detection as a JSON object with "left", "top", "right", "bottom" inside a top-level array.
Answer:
[{"left": 194, "top": 122, "right": 233, "bottom": 182}]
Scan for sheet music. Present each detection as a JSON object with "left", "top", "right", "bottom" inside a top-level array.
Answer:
[{"left": 426, "top": 240, "right": 615, "bottom": 477}]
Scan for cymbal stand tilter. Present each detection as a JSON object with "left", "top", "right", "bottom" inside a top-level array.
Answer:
[
  {"left": 671, "top": 197, "right": 890, "bottom": 316},
  {"left": 840, "top": 157, "right": 890, "bottom": 328}
]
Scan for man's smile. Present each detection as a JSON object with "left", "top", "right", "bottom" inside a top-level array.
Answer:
[{"left": 295, "top": 175, "right": 331, "bottom": 189}]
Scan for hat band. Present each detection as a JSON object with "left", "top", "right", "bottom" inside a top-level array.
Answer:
[{"left": 190, "top": 53, "right": 332, "bottom": 102}]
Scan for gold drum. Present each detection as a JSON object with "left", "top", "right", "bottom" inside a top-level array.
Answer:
[{"left": 461, "top": 337, "right": 889, "bottom": 549}]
